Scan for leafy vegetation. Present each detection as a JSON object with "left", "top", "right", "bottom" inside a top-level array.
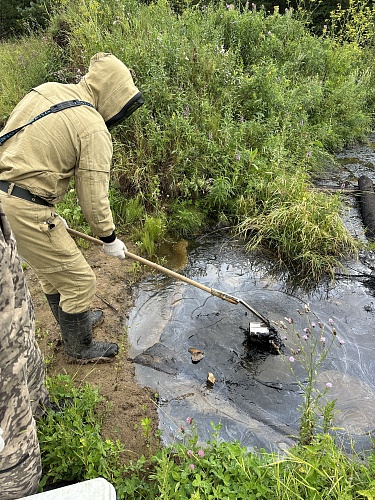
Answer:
[
  {"left": 2, "top": 0, "right": 375, "bottom": 283},
  {"left": 37, "top": 374, "right": 153, "bottom": 497},
  {"left": 0, "top": 0, "right": 55, "bottom": 39},
  {"left": 3, "top": 2, "right": 375, "bottom": 496}
]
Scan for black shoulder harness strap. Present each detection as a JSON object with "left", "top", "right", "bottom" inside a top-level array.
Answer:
[{"left": 0, "top": 99, "right": 95, "bottom": 146}]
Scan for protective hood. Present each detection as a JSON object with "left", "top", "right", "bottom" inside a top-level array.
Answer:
[{"left": 80, "top": 52, "right": 143, "bottom": 126}]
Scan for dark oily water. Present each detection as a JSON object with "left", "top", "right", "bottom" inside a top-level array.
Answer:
[{"left": 126, "top": 138, "right": 375, "bottom": 454}]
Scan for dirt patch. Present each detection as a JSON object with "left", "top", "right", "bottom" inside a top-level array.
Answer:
[{"left": 25, "top": 239, "right": 160, "bottom": 462}]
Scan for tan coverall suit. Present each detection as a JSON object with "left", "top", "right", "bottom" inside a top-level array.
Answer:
[{"left": 0, "top": 52, "right": 141, "bottom": 314}]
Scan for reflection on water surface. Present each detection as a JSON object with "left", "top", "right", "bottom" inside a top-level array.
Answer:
[{"left": 126, "top": 138, "right": 375, "bottom": 454}]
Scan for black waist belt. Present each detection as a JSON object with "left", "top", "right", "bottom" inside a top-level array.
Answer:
[{"left": 0, "top": 180, "right": 53, "bottom": 207}]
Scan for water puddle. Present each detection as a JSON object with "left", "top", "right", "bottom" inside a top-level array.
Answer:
[{"left": 126, "top": 137, "right": 375, "bottom": 455}]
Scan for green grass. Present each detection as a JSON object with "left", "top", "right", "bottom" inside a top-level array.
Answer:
[
  {"left": 38, "top": 374, "right": 373, "bottom": 499},
  {"left": 237, "top": 171, "right": 359, "bottom": 284},
  {"left": 0, "top": 35, "right": 57, "bottom": 123}
]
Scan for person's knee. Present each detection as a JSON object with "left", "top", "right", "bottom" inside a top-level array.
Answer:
[
  {"left": 0, "top": 424, "right": 42, "bottom": 500},
  {"left": 1, "top": 452, "right": 42, "bottom": 499}
]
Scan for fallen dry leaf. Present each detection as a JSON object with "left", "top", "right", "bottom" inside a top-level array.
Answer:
[
  {"left": 188, "top": 347, "right": 205, "bottom": 363},
  {"left": 207, "top": 372, "right": 216, "bottom": 386}
]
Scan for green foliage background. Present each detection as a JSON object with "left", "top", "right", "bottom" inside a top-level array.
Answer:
[{"left": 1, "top": 0, "right": 375, "bottom": 283}]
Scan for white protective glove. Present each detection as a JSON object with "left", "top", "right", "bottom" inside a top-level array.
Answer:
[{"left": 103, "top": 238, "right": 127, "bottom": 260}]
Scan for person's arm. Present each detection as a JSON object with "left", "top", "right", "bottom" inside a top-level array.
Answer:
[
  {"left": 75, "top": 130, "right": 115, "bottom": 237},
  {"left": 75, "top": 131, "right": 127, "bottom": 259}
]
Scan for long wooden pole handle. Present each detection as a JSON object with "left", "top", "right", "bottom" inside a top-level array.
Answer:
[{"left": 66, "top": 227, "right": 239, "bottom": 304}]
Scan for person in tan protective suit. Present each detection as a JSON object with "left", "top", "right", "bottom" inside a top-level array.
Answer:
[{"left": 0, "top": 52, "right": 144, "bottom": 362}]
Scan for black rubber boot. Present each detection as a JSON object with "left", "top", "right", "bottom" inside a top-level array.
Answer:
[
  {"left": 90, "top": 309, "right": 104, "bottom": 328},
  {"left": 45, "top": 293, "right": 60, "bottom": 323},
  {"left": 59, "top": 309, "right": 118, "bottom": 363},
  {"left": 45, "top": 293, "right": 104, "bottom": 328}
]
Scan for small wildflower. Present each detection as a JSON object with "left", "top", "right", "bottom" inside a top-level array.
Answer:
[
  {"left": 283, "top": 336, "right": 287, "bottom": 341},
  {"left": 332, "top": 327, "right": 337, "bottom": 335},
  {"left": 267, "top": 31, "right": 272, "bottom": 35},
  {"left": 326, "top": 382, "right": 332, "bottom": 389},
  {"left": 289, "top": 356, "right": 295, "bottom": 363},
  {"left": 186, "top": 417, "right": 193, "bottom": 425},
  {"left": 239, "top": 115, "right": 244, "bottom": 123},
  {"left": 329, "top": 318, "right": 334, "bottom": 325},
  {"left": 226, "top": 3, "right": 234, "bottom": 9},
  {"left": 311, "top": 322, "right": 316, "bottom": 328},
  {"left": 198, "top": 449, "right": 205, "bottom": 457},
  {"left": 303, "top": 328, "right": 310, "bottom": 334},
  {"left": 190, "top": 463, "right": 195, "bottom": 470},
  {"left": 339, "top": 339, "right": 345, "bottom": 345},
  {"left": 252, "top": 2, "right": 255, "bottom": 8},
  {"left": 187, "top": 449, "right": 193, "bottom": 456},
  {"left": 303, "top": 334, "right": 308, "bottom": 341},
  {"left": 208, "top": 132, "right": 213, "bottom": 140},
  {"left": 306, "top": 151, "right": 311, "bottom": 158},
  {"left": 320, "top": 336, "right": 326, "bottom": 343},
  {"left": 180, "top": 425, "right": 185, "bottom": 433},
  {"left": 236, "top": 153, "right": 241, "bottom": 161}
]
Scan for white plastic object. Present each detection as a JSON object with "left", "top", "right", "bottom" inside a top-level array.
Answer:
[
  {"left": 249, "top": 322, "right": 270, "bottom": 335},
  {"left": 25, "top": 477, "right": 116, "bottom": 499}
]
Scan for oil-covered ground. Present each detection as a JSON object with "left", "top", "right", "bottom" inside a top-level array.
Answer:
[{"left": 126, "top": 136, "right": 375, "bottom": 456}]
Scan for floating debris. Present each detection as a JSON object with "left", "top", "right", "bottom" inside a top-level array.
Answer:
[
  {"left": 188, "top": 347, "right": 205, "bottom": 363},
  {"left": 207, "top": 372, "right": 216, "bottom": 386}
]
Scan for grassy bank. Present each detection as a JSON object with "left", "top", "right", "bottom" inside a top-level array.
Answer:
[
  {"left": 38, "top": 377, "right": 375, "bottom": 499},
  {"left": 1, "top": 0, "right": 375, "bottom": 283}
]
